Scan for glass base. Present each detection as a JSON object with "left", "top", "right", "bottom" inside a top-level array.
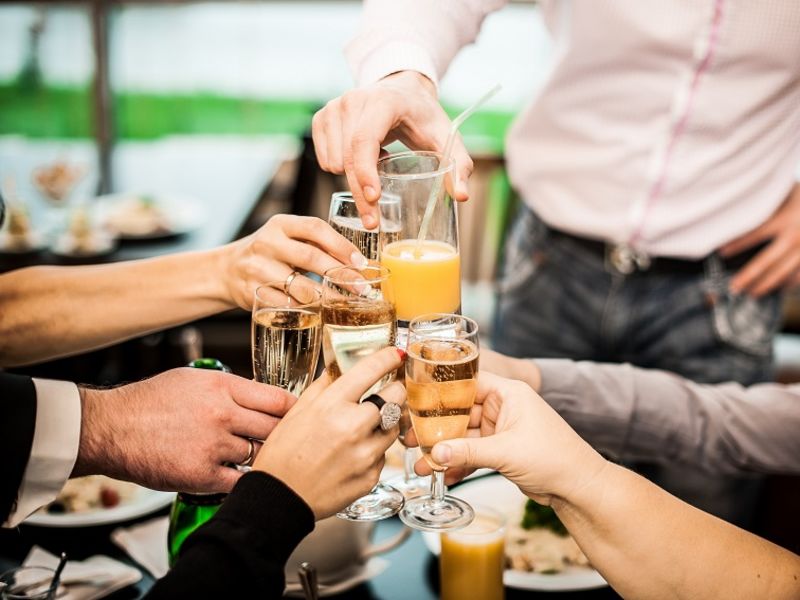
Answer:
[
  {"left": 387, "top": 474, "right": 430, "bottom": 500},
  {"left": 336, "top": 482, "right": 405, "bottom": 521},
  {"left": 399, "top": 494, "right": 475, "bottom": 532}
]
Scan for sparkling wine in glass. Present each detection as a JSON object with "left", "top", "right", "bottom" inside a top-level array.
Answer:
[
  {"left": 328, "top": 191, "right": 401, "bottom": 261},
  {"left": 400, "top": 313, "right": 479, "bottom": 532},
  {"left": 322, "top": 264, "right": 405, "bottom": 521},
  {"left": 251, "top": 282, "right": 322, "bottom": 397}
]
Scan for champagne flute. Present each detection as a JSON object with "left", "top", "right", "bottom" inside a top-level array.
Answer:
[
  {"left": 251, "top": 282, "right": 322, "bottom": 396},
  {"left": 327, "top": 191, "right": 427, "bottom": 497},
  {"left": 400, "top": 314, "right": 479, "bottom": 532},
  {"left": 322, "top": 264, "right": 405, "bottom": 521}
]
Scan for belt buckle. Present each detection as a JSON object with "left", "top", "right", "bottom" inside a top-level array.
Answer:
[{"left": 605, "top": 244, "right": 651, "bottom": 276}]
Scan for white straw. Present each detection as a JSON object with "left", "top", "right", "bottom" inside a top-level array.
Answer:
[{"left": 416, "top": 83, "right": 502, "bottom": 245}]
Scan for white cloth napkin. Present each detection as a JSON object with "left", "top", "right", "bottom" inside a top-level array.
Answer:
[
  {"left": 23, "top": 546, "right": 142, "bottom": 600},
  {"left": 110, "top": 516, "right": 169, "bottom": 579}
]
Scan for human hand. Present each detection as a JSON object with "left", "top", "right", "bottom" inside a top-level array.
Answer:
[
  {"left": 413, "top": 372, "right": 605, "bottom": 505},
  {"left": 74, "top": 368, "right": 296, "bottom": 493},
  {"left": 312, "top": 71, "right": 473, "bottom": 229},
  {"left": 253, "top": 347, "right": 405, "bottom": 519},
  {"left": 220, "top": 214, "right": 366, "bottom": 310},
  {"left": 722, "top": 183, "right": 800, "bottom": 297},
  {"left": 479, "top": 349, "right": 542, "bottom": 392}
]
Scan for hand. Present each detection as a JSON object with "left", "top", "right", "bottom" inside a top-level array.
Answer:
[
  {"left": 253, "top": 347, "right": 405, "bottom": 519},
  {"left": 479, "top": 349, "right": 542, "bottom": 392},
  {"left": 414, "top": 372, "right": 606, "bottom": 505},
  {"left": 220, "top": 214, "right": 366, "bottom": 310},
  {"left": 312, "top": 71, "right": 473, "bottom": 229},
  {"left": 722, "top": 183, "right": 800, "bottom": 297},
  {"left": 74, "top": 368, "right": 296, "bottom": 493}
]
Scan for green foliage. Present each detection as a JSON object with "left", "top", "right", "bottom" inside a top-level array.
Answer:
[{"left": 521, "top": 499, "right": 568, "bottom": 536}]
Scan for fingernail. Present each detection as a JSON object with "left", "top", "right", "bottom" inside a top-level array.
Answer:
[
  {"left": 395, "top": 347, "right": 407, "bottom": 361},
  {"left": 350, "top": 251, "right": 368, "bottom": 267},
  {"left": 432, "top": 444, "right": 451, "bottom": 465},
  {"left": 363, "top": 214, "right": 377, "bottom": 229},
  {"left": 364, "top": 186, "right": 378, "bottom": 201}
]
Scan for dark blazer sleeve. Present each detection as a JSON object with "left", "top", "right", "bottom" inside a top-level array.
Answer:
[
  {"left": 146, "top": 471, "right": 315, "bottom": 599},
  {"left": 0, "top": 373, "right": 37, "bottom": 523}
]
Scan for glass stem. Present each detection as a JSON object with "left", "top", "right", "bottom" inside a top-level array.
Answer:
[
  {"left": 431, "top": 470, "right": 446, "bottom": 504},
  {"left": 403, "top": 447, "right": 416, "bottom": 483}
]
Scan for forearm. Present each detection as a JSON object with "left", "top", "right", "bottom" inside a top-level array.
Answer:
[
  {"left": 0, "top": 247, "right": 232, "bottom": 366},
  {"left": 552, "top": 462, "right": 800, "bottom": 599},
  {"left": 536, "top": 359, "right": 800, "bottom": 476}
]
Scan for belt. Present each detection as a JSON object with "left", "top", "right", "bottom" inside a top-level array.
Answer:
[{"left": 546, "top": 228, "right": 761, "bottom": 276}]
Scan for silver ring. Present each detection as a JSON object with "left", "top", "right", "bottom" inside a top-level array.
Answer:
[
  {"left": 283, "top": 270, "right": 300, "bottom": 295},
  {"left": 237, "top": 438, "right": 256, "bottom": 468},
  {"left": 362, "top": 394, "right": 402, "bottom": 431}
]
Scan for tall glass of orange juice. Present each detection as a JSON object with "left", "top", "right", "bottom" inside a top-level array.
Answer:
[
  {"left": 378, "top": 151, "right": 460, "bottom": 324},
  {"left": 440, "top": 506, "right": 506, "bottom": 600}
]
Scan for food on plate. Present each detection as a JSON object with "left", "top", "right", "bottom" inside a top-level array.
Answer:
[
  {"left": 44, "top": 476, "right": 137, "bottom": 514},
  {"left": 105, "top": 195, "right": 172, "bottom": 237},
  {"left": 32, "top": 161, "right": 84, "bottom": 203},
  {"left": 505, "top": 500, "right": 590, "bottom": 574},
  {"left": 0, "top": 203, "right": 39, "bottom": 251}
]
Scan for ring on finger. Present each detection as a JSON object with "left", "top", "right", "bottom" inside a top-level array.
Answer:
[
  {"left": 236, "top": 438, "right": 256, "bottom": 468},
  {"left": 284, "top": 270, "right": 300, "bottom": 295},
  {"left": 362, "top": 394, "right": 402, "bottom": 431}
]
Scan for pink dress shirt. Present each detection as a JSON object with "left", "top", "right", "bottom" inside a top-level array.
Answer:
[{"left": 346, "top": 0, "right": 800, "bottom": 258}]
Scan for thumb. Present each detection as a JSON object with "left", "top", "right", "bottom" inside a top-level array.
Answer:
[
  {"left": 432, "top": 437, "right": 502, "bottom": 471},
  {"left": 450, "top": 137, "right": 473, "bottom": 202}
]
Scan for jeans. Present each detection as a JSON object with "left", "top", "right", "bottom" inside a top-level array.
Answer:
[{"left": 493, "top": 206, "right": 783, "bottom": 526}]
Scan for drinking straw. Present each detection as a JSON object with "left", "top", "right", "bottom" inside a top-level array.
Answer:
[{"left": 416, "top": 83, "right": 502, "bottom": 247}]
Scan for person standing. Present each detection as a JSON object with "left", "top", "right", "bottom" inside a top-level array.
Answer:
[{"left": 311, "top": 1, "right": 800, "bottom": 525}]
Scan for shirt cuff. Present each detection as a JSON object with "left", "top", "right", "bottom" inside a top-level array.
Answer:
[
  {"left": 5, "top": 379, "right": 81, "bottom": 527},
  {"left": 346, "top": 39, "right": 440, "bottom": 87}
]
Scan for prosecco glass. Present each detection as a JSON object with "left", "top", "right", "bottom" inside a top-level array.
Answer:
[
  {"left": 328, "top": 191, "right": 401, "bottom": 261},
  {"left": 322, "top": 264, "right": 405, "bottom": 520},
  {"left": 400, "top": 314, "right": 479, "bottom": 532},
  {"left": 251, "top": 282, "right": 322, "bottom": 396}
]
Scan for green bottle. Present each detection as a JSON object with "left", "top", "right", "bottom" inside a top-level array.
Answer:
[{"left": 166, "top": 358, "right": 231, "bottom": 567}]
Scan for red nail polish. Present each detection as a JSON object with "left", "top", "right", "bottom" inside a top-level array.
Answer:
[{"left": 395, "top": 347, "right": 407, "bottom": 361}]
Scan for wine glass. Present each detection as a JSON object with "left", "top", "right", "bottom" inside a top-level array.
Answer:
[
  {"left": 400, "top": 313, "right": 479, "bottom": 532},
  {"left": 251, "top": 281, "right": 322, "bottom": 397},
  {"left": 321, "top": 264, "right": 405, "bottom": 520},
  {"left": 378, "top": 151, "right": 461, "bottom": 326},
  {"left": 328, "top": 191, "right": 401, "bottom": 261}
]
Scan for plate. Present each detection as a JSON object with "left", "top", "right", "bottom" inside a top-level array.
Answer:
[
  {"left": 422, "top": 475, "right": 608, "bottom": 592},
  {"left": 97, "top": 193, "right": 205, "bottom": 240},
  {"left": 25, "top": 485, "right": 175, "bottom": 528}
]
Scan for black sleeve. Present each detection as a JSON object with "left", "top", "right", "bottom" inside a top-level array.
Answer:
[
  {"left": 147, "top": 471, "right": 315, "bottom": 599},
  {"left": 0, "top": 373, "right": 37, "bottom": 523}
]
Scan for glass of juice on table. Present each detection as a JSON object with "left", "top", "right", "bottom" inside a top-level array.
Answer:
[
  {"left": 440, "top": 506, "right": 506, "bottom": 600},
  {"left": 378, "top": 151, "right": 461, "bottom": 326},
  {"left": 400, "top": 314, "right": 479, "bottom": 532}
]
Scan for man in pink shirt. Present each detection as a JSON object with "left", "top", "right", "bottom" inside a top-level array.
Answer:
[{"left": 312, "top": 0, "right": 800, "bottom": 525}]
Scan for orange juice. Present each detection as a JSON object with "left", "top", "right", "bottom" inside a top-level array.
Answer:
[
  {"left": 380, "top": 239, "right": 460, "bottom": 321},
  {"left": 440, "top": 512, "right": 505, "bottom": 600}
]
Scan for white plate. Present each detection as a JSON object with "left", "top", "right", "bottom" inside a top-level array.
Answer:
[
  {"left": 422, "top": 475, "right": 608, "bottom": 592},
  {"left": 25, "top": 486, "right": 175, "bottom": 528},
  {"left": 97, "top": 193, "right": 205, "bottom": 240}
]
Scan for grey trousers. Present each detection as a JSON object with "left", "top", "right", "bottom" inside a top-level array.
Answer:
[{"left": 493, "top": 206, "right": 783, "bottom": 526}]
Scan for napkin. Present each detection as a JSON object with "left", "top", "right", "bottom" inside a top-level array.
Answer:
[
  {"left": 111, "top": 516, "right": 169, "bottom": 579},
  {"left": 23, "top": 546, "right": 142, "bottom": 600}
]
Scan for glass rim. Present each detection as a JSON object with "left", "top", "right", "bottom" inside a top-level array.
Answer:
[
  {"left": 408, "top": 313, "right": 479, "bottom": 337},
  {"left": 331, "top": 190, "right": 400, "bottom": 205},
  {"left": 0, "top": 566, "right": 57, "bottom": 598},
  {"left": 377, "top": 150, "right": 455, "bottom": 180},
  {"left": 443, "top": 503, "right": 506, "bottom": 539},
  {"left": 323, "top": 264, "right": 391, "bottom": 285},
  {"left": 253, "top": 282, "right": 321, "bottom": 309}
]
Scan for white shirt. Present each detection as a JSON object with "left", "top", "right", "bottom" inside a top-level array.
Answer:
[
  {"left": 4, "top": 379, "right": 81, "bottom": 527},
  {"left": 346, "top": 0, "right": 800, "bottom": 258}
]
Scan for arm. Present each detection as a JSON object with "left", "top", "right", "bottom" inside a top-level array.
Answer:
[
  {"left": 0, "top": 215, "right": 362, "bottom": 366},
  {"left": 426, "top": 373, "right": 800, "bottom": 600},
  {"left": 480, "top": 350, "right": 800, "bottom": 475}
]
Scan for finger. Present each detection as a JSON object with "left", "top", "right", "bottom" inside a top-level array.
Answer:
[
  {"left": 224, "top": 375, "right": 296, "bottom": 416},
  {"left": 450, "top": 136, "right": 473, "bottom": 202},
  {"left": 403, "top": 427, "right": 419, "bottom": 448},
  {"left": 358, "top": 381, "right": 406, "bottom": 433},
  {"left": 311, "top": 109, "right": 330, "bottom": 171},
  {"left": 750, "top": 251, "right": 800, "bottom": 297},
  {"left": 298, "top": 371, "right": 332, "bottom": 403},
  {"left": 210, "top": 466, "right": 242, "bottom": 494},
  {"left": 325, "top": 347, "right": 405, "bottom": 404},
  {"left": 412, "top": 457, "right": 475, "bottom": 485},
  {"left": 729, "top": 238, "right": 792, "bottom": 294},
  {"left": 719, "top": 222, "right": 776, "bottom": 257},
  {"left": 322, "top": 99, "right": 345, "bottom": 173},
  {"left": 222, "top": 435, "right": 262, "bottom": 467},
  {"left": 431, "top": 435, "right": 503, "bottom": 471},
  {"left": 230, "top": 409, "right": 281, "bottom": 441},
  {"left": 280, "top": 216, "right": 366, "bottom": 268}
]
